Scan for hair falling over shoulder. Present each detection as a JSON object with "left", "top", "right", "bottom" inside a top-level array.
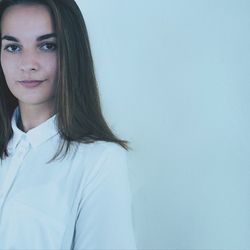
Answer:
[{"left": 0, "top": 0, "right": 128, "bottom": 161}]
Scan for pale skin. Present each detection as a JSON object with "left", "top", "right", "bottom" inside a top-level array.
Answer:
[{"left": 0, "top": 4, "right": 57, "bottom": 132}]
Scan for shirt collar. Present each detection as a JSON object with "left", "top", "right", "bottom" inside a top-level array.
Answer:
[{"left": 10, "top": 107, "right": 58, "bottom": 150}]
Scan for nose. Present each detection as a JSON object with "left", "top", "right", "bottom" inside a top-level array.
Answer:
[{"left": 19, "top": 51, "right": 39, "bottom": 72}]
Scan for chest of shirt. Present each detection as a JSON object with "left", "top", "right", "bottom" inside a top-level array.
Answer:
[{"left": 0, "top": 142, "right": 85, "bottom": 249}]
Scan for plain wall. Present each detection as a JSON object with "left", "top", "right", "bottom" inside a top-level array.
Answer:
[{"left": 76, "top": 0, "right": 250, "bottom": 249}]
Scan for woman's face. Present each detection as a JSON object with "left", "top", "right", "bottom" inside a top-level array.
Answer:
[{"left": 0, "top": 4, "right": 57, "bottom": 110}]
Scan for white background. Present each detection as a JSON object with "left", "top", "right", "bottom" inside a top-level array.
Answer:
[{"left": 76, "top": 0, "right": 250, "bottom": 249}]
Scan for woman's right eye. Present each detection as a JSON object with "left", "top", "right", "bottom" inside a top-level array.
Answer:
[{"left": 3, "top": 44, "right": 21, "bottom": 53}]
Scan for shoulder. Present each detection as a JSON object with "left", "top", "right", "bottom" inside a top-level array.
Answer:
[
  {"left": 76, "top": 141, "right": 127, "bottom": 164},
  {"left": 71, "top": 141, "right": 127, "bottom": 180},
  {"left": 72, "top": 141, "right": 129, "bottom": 198}
]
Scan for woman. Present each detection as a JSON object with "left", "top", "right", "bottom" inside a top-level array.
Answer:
[{"left": 0, "top": 0, "right": 136, "bottom": 249}]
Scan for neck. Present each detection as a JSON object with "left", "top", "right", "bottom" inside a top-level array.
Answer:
[{"left": 18, "top": 102, "right": 55, "bottom": 132}]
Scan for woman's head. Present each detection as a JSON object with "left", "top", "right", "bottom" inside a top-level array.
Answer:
[
  {"left": 1, "top": 3, "right": 57, "bottom": 111},
  {"left": 0, "top": 0, "right": 94, "bottom": 117},
  {"left": 0, "top": 0, "right": 128, "bottom": 160}
]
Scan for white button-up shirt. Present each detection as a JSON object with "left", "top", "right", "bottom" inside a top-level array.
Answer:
[{"left": 0, "top": 111, "right": 136, "bottom": 250}]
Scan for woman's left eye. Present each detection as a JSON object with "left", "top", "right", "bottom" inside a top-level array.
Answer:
[{"left": 40, "top": 42, "right": 57, "bottom": 52}]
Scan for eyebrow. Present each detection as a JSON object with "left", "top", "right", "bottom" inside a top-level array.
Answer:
[{"left": 1, "top": 33, "right": 56, "bottom": 42}]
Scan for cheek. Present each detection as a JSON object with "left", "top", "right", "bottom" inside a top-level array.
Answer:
[
  {"left": 0, "top": 54, "right": 15, "bottom": 81},
  {"left": 43, "top": 55, "right": 57, "bottom": 79}
]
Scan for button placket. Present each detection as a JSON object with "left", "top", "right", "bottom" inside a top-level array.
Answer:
[
  {"left": 16, "top": 140, "right": 29, "bottom": 159},
  {"left": 0, "top": 137, "right": 31, "bottom": 217}
]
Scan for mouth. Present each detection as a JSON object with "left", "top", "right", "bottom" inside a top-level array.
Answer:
[{"left": 18, "top": 80, "right": 46, "bottom": 88}]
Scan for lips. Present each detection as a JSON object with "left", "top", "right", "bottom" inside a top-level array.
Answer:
[{"left": 18, "top": 80, "right": 45, "bottom": 88}]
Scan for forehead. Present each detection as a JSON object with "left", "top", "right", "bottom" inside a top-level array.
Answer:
[{"left": 1, "top": 4, "right": 54, "bottom": 37}]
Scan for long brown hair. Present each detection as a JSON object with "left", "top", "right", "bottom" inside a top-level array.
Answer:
[{"left": 0, "top": 0, "right": 128, "bottom": 160}]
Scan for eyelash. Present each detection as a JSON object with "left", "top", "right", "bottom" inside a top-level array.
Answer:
[
  {"left": 3, "top": 44, "right": 20, "bottom": 53},
  {"left": 40, "top": 42, "right": 57, "bottom": 52},
  {"left": 3, "top": 42, "right": 57, "bottom": 53}
]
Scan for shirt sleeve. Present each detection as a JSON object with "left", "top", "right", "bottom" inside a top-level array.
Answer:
[{"left": 72, "top": 143, "right": 137, "bottom": 250}]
